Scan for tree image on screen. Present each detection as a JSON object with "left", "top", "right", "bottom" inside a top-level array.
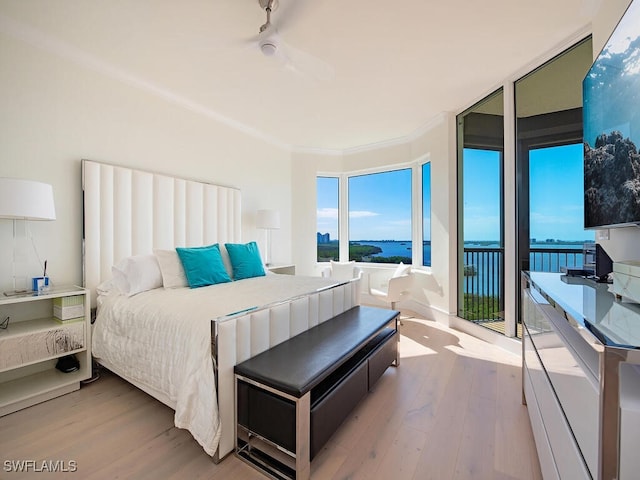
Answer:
[{"left": 584, "top": 132, "right": 640, "bottom": 227}]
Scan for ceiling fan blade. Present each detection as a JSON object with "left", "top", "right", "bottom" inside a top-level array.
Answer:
[
  {"left": 278, "top": 37, "right": 335, "bottom": 83},
  {"left": 245, "top": 20, "right": 333, "bottom": 83}
]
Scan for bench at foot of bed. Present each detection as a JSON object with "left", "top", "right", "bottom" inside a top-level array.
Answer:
[{"left": 234, "top": 305, "right": 400, "bottom": 480}]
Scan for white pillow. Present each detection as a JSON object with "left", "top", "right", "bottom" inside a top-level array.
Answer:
[
  {"left": 112, "top": 254, "right": 163, "bottom": 296},
  {"left": 330, "top": 260, "right": 357, "bottom": 281},
  {"left": 218, "top": 243, "right": 235, "bottom": 280},
  {"left": 154, "top": 249, "right": 188, "bottom": 288},
  {"left": 392, "top": 262, "right": 411, "bottom": 278},
  {"left": 96, "top": 278, "right": 117, "bottom": 297}
]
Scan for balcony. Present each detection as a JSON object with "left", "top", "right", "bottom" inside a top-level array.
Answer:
[{"left": 462, "top": 246, "right": 584, "bottom": 336}]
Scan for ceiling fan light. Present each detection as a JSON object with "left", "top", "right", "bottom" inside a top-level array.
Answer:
[{"left": 260, "top": 41, "right": 277, "bottom": 56}]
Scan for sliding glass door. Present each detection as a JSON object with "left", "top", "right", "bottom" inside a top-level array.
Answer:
[
  {"left": 457, "top": 89, "right": 505, "bottom": 333},
  {"left": 515, "top": 37, "right": 594, "bottom": 336}
]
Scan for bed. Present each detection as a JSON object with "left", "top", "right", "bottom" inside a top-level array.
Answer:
[{"left": 82, "top": 160, "right": 360, "bottom": 461}]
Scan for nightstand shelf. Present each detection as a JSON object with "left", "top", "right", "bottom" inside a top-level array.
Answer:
[
  {"left": 0, "top": 286, "right": 90, "bottom": 416},
  {"left": 0, "top": 368, "right": 86, "bottom": 416}
]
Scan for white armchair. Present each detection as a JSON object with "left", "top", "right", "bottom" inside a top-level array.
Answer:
[
  {"left": 321, "top": 260, "right": 363, "bottom": 281},
  {"left": 367, "top": 263, "right": 413, "bottom": 323}
]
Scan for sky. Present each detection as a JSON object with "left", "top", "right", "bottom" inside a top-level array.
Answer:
[
  {"left": 316, "top": 176, "right": 339, "bottom": 239},
  {"left": 529, "top": 144, "right": 593, "bottom": 242},
  {"left": 464, "top": 144, "right": 593, "bottom": 242},
  {"left": 318, "top": 144, "right": 593, "bottom": 243},
  {"left": 317, "top": 168, "right": 422, "bottom": 241}
]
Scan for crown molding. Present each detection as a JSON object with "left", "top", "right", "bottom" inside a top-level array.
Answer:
[{"left": 290, "top": 112, "right": 449, "bottom": 157}]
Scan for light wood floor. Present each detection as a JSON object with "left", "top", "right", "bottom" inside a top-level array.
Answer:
[{"left": 0, "top": 313, "right": 542, "bottom": 480}]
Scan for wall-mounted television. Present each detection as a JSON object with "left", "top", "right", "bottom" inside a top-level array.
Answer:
[{"left": 584, "top": 0, "right": 640, "bottom": 229}]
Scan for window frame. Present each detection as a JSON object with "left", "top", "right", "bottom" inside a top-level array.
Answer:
[
  {"left": 317, "top": 155, "right": 431, "bottom": 268},
  {"left": 316, "top": 175, "right": 340, "bottom": 263},
  {"left": 421, "top": 161, "right": 432, "bottom": 267}
]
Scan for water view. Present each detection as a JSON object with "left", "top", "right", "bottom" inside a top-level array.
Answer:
[
  {"left": 318, "top": 238, "right": 589, "bottom": 291},
  {"left": 317, "top": 239, "right": 426, "bottom": 264}
]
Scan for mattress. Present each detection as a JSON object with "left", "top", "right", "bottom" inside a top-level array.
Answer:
[{"left": 92, "top": 274, "right": 340, "bottom": 456}]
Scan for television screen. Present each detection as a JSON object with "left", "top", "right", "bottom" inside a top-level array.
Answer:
[{"left": 584, "top": 0, "right": 640, "bottom": 229}]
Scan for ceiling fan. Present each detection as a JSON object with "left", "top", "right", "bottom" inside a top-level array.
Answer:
[
  {"left": 256, "top": 0, "right": 280, "bottom": 57},
  {"left": 249, "top": 0, "right": 334, "bottom": 82}
]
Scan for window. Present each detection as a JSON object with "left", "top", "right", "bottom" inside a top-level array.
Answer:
[
  {"left": 463, "top": 149, "right": 502, "bottom": 244},
  {"left": 316, "top": 177, "right": 339, "bottom": 262},
  {"left": 422, "top": 162, "right": 431, "bottom": 267},
  {"left": 348, "top": 169, "right": 412, "bottom": 264},
  {"left": 515, "top": 37, "right": 593, "bottom": 337},
  {"left": 529, "top": 144, "right": 593, "bottom": 271},
  {"left": 457, "top": 88, "right": 505, "bottom": 333}
]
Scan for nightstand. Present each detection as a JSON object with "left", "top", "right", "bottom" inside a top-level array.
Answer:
[
  {"left": 267, "top": 264, "right": 296, "bottom": 275},
  {"left": 0, "top": 286, "right": 91, "bottom": 416}
]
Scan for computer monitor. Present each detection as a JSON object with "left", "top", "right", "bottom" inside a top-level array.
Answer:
[
  {"left": 582, "top": 243, "right": 613, "bottom": 283},
  {"left": 595, "top": 243, "right": 613, "bottom": 282}
]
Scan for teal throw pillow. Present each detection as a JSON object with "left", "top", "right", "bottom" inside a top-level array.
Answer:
[
  {"left": 176, "top": 244, "right": 231, "bottom": 288},
  {"left": 225, "top": 241, "right": 266, "bottom": 280}
]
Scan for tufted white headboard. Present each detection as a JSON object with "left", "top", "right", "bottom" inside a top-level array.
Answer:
[{"left": 82, "top": 159, "right": 241, "bottom": 307}]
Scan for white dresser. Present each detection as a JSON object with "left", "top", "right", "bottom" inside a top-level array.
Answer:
[{"left": 522, "top": 272, "right": 640, "bottom": 480}]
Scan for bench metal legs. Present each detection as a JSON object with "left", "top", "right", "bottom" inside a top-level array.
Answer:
[
  {"left": 235, "top": 375, "right": 311, "bottom": 480},
  {"left": 295, "top": 393, "right": 311, "bottom": 480}
]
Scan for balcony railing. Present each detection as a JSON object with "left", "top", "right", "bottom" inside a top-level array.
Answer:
[
  {"left": 529, "top": 247, "right": 584, "bottom": 272},
  {"left": 462, "top": 246, "right": 584, "bottom": 333},
  {"left": 462, "top": 248, "right": 504, "bottom": 323}
]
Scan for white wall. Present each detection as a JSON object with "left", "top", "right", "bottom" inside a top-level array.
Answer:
[
  {"left": 0, "top": 30, "right": 293, "bottom": 292},
  {"left": 592, "top": 0, "right": 634, "bottom": 54},
  {"left": 290, "top": 154, "right": 342, "bottom": 278}
]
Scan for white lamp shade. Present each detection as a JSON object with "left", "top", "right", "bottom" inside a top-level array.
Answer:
[
  {"left": 256, "top": 209, "right": 280, "bottom": 230},
  {"left": 0, "top": 178, "right": 56, "bottom": 220}
]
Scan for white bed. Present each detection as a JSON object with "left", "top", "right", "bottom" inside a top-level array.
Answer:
[{"left": 82, "top": 160, "right": 360, "bottom": 460}]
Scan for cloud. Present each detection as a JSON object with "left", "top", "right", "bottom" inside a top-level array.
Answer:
[
  {"left": 349, "top": 210, "right": 379, "bottom": 218},
  {"left": 317, "top": 208, "right": 338, "bottom": 219}
]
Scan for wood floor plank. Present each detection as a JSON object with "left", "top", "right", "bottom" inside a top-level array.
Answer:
[
  {"left": 494, "top": 362, "right": 543, "bottom": 480},
  {"left": 0, "top": 312, "right": 542, "bottom": 480},
  {"left": 375, "top": 423, "right": 429, "bottom": 480},
  {"left": 411, "top": 354, "right": 476, "bottom": 480},
  {"left": 453, "top": 394, "right": 497, "bottom": 479},
  {"left": 329, "top": 359, "right": 430, "bottom": 479}
]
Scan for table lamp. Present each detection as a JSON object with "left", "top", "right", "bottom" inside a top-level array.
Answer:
[
  {"left": 0, "top": 178, "right": 56, "bottom": 295},
  {"left": 256, "top": 209, "right": 280, "bottom": 266}
]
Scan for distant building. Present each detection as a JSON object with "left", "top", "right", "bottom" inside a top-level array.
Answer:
[{"left": 317, "top": 232, "right": 331, "bottom": 244}]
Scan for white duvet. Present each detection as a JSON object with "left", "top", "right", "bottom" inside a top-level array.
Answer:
[{"left": 92, "top": 274, "right": 339, "bottom": 456}]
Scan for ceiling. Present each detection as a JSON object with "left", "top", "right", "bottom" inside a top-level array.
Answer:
[{"left": 0, "top": 0, "right": 600, "bottom": 152}]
